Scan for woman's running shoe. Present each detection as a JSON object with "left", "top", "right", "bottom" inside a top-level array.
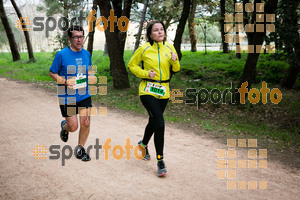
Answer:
[
  {"left": 157, "top": 160, "right": 167, "bottom": 177},
  {"left": 138, "top": 140, "right": 151, "bottom": 160}
]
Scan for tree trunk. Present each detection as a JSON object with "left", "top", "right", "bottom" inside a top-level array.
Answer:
[
  {"left": 280, "top": 0, "right": 300, "bottom": 89},
  {"left": 98, "top": 0, "right": 130, "bottom": 89},
  {"left": 87, "top": 0, "right": 98, "bottom": 56},
  {"left": 62, "top": 0, "right": 69, "bottom": 48},
  {"left": 188, "top": 0, "right": 197, "bottom": 52},
  {"left": 133, "top": 0, "right": 149, "bottom": 54},
  {"left": 220, "top": 0, "right": 229, "bottom": 53},
  {"left": 10, "top": 0, "right": 34, "bottom": 60},
  {"left": 120, "top": 0, "right": 132, "bottom": 55},
  {"left": 204, "top": 24, "right": 207, "bottom": 54},
  {"left": 165, "top": 18, "right": 171, "bottom": 30},
  {"left": 233, "top": 0, "right": 241, "bottom": 58},
  {"left": 240, "top": 45, "right": 262, "bottom": 88},
  {"left": 234, "top": 35, "right": 263, "bottom": 103},
  {"left": 103, "top": 40, "right": 108, "bottom": 56},
  {"left": 0, "top": 0, "right": 20, "bottom": 61},
  {"left": 235, "top": 0, "right": 278, "bottom": 103},
  {"left": 281, "top": 61, "right": 300, "bottom": 89},
  {"left": 174, "top": 0, "right": 191, "bottom": 60}
]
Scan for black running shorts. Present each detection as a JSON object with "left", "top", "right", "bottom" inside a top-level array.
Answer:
[{"left": 59, "top": 97, "right": 92, "bottom": 117}]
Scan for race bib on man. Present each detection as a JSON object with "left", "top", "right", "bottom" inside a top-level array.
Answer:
[
  {"left": 145, "top": 82, "right": 166, "bottom": 97},
  {"left": 74, "top": 74, "right": 87, "bottom": 89}
]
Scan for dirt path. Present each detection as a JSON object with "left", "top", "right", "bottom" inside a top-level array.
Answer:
[{"left": 0, "top": 77, "right": 299, "bottom": 200}]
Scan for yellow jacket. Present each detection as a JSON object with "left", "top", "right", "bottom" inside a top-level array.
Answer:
[{"left": 128, "top": 41, "right": 180, "bottom": 99}]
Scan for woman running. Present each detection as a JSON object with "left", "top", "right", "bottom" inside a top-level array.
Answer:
[{"left": 128, "top": 20, "right": 180, "bottom": 177}]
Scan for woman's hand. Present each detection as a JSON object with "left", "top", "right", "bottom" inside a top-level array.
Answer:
[
  {"left": 149, "top": 69, "right": 156, "bottom": 79},
  {"left": 170, "top": 52, "right": 177, "bottom": 61}
]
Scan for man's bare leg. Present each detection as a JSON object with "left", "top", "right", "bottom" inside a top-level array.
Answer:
[
  {"left": 75, "top": 108, "right": 91, "bottom": 161},
  {"left": 78, "top": 109, "right": 90, "bottom": 146},
  {"left": 64, "top": 115, "right": 78, "bottom": 132}
]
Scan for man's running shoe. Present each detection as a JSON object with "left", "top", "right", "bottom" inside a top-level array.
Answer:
[
  {"left": 60, "top": 120, "right": 69, "bottom": 142},
  {"left": 157, "top": 160, "right": 167, "bottom": 177},
  {"left": 75, "top": 145, "right": 91, "bottom": 162},
  {"left": 81, "top": 153, "right": 91, "bottom": 162},
  {"left": 138, "top": 140, "right": 151, "bottom": 160}
]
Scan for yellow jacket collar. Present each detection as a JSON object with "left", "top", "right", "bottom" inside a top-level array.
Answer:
[{"left": 152, "top": 41, "right": 164, "bottom": 48}]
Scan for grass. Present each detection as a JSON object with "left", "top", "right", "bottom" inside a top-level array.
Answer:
[
  {"left": 0, "top": 50, "right": 299, "bottom": 152},
  {"left": 0, "top": 52, "right": 53, "bottom": 82}
]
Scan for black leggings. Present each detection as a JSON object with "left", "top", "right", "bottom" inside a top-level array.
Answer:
[{"left": 140, "top": 95, "right": 169, "bottom": 159}]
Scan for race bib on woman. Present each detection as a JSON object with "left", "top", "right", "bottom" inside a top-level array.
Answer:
[{"left": 145, "top": 82, "right": 166, "bottom": 97}]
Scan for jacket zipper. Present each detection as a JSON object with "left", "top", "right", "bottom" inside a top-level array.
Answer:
[
  {"left": 158, "top": 45, "right": 161, "bottom": 85},
  {"left": 157, "top": 44, "right": 162, "bottom": 99}
]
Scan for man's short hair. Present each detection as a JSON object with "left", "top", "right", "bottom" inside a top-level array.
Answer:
[{"left": 67, "top": 25, "right": 84, "bottom": 37}]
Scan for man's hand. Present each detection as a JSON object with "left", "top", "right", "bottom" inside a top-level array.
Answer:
[{"left": 66, "top": 78, "right": 76, "bottom": 89}]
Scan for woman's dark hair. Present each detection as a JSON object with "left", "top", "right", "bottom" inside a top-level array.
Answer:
[
  {"left": 146, "top": 20, "right": 166, "bottom": 45},
  {"left": 67, "top": 25, "right": 84, "bottom": 37}
]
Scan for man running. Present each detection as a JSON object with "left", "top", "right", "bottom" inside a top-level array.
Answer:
[{"left": 49, "top": 25, "right": 92, "bottom": 162}]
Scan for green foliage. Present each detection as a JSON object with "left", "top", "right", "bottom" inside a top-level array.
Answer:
[
  {"left": 131, "top": 0, "right": 182, "bottom": 28},
  {"left": 0, "top": 16, "right": 23, "bottom": 48},
  {"left": 180, "top": 51, "right": 245, "bottom": 85},
  {"left": 51, "top": 32, "right": 69, "bottom": 57},
  {"left": 0, "top": 52, "right": 53, "bottom": 82},
  {"left": 39, "top": 0, "right": 84, "bottom": 17},
  {"left": 0, "top": 18, "right": 8, "bottom": 46},
  {"left": 179, "top": 51, "right": 293, "bottom": 86},
  {"left": 205, "top": 25, "right": 222, "bottom": 43},
  {"left": 195, "top": 0, "right": 219, "bottom": 21},
  {"left": 268, "top": 0, "right": 299, "bottom": 62},
  {"left": 38, "top": 0, "right": 90, "bottom": 50},
  {"left": 256, "top": 55, "right": 289, "bottom": 84},
  {"left": 182, "top": 19, "right": 222, "bottom": 44},
  {"left": 0, "top": 49, "right": 294, "bottom": 88}
]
